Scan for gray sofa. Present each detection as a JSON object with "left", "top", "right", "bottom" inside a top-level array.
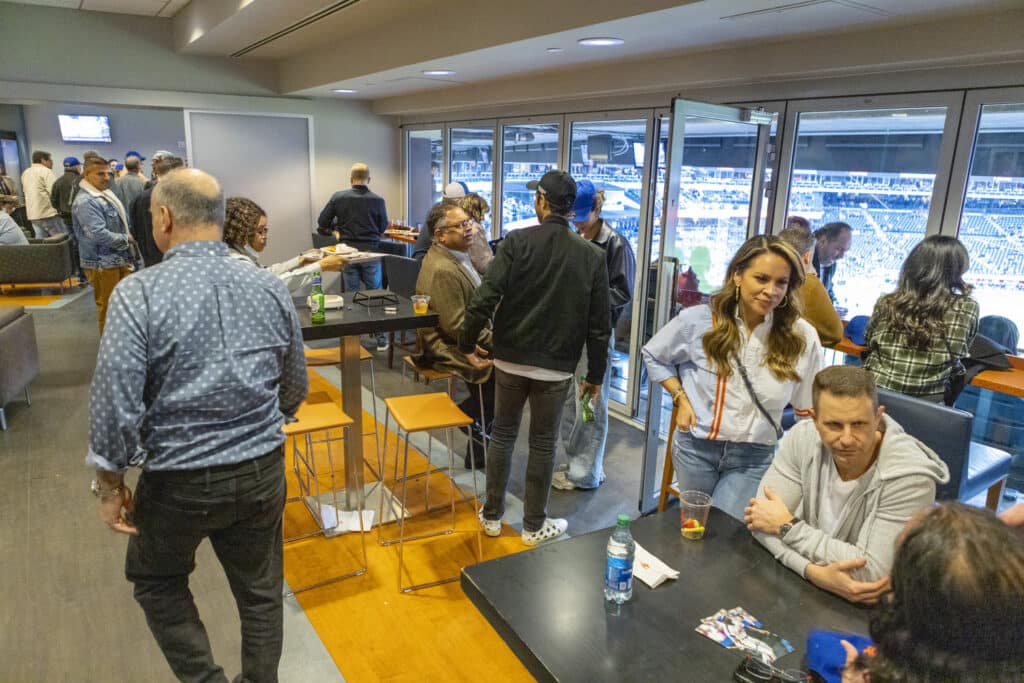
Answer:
[
  {"left": 0, "top": 234, "right": 75, "bottom": 290},
  {"left": 0, "top": 306, "right": 39, "bottom": 430}
]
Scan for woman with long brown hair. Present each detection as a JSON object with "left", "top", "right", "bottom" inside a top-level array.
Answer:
[{"left": 642, "top": 235, "right": 824, "bottom": 519}]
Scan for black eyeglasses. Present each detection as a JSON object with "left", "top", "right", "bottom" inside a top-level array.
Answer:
[{"left": 439, "top": 219, "right": 472, "bottom": 231}]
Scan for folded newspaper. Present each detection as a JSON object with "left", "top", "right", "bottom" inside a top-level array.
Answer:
[{"left": 633, "top": 542, "right": 680, "bottom": 589}]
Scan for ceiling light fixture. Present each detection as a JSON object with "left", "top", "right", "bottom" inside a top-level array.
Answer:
[
  {"left": 422, "top": 69, "right": 455, "bottom": 77},
  {"left": 546, "top": 47, "right": 563, "bottom": 53},
  {"left": 332, "top": 89, "right": 358, "bottom": 94},
  {"left": 578, "top": 37, "right": 624, "bottom": 47}
]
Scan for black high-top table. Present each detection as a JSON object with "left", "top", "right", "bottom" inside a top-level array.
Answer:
[
  {"left": 462, "top": 508, "right": 870, "bottom": 682},
  {"left": 295, "top": 295, "right": 438, "bottom": 513}
]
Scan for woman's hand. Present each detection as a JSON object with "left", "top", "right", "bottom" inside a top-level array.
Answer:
[{"left": 675, "top": 394, "right": 697, "bottom": 432}]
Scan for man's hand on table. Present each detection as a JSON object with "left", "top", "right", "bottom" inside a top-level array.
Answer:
[
  {"left": 804, "top": 558, "right": 890, "bottom": 604},
  {"left": 743, "top": 486, "right": 792, "bottom": 535}
]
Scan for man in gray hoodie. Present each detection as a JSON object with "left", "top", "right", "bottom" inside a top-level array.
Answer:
[{"left": 745, "top": 365, "right": 949, "bottom": 604}]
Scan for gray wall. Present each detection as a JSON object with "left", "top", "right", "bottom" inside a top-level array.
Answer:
[
  {"left": 0, "top": 2, "right": 278, "bottom": 96},
  {"left": 21, "top": 102, "right": 186, "bottom": 172}
]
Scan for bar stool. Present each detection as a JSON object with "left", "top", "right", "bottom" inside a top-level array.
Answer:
[
  {"left": 658, "top": 403, "right": 681, "bottom": 512},
  {"left": 306, "top": 344, "right": 381, "bottom": 479},
  {"left": 282, "top": 400, "right": 368, "bottom": 595},
  {"left": 402, "top": 355, "right": 490, "bottom": 471},
  {"left": 377, "top": 391, "right": 483, "bottom": 592}
]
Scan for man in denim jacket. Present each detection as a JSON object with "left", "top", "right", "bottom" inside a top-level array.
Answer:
[{"left": 72, "top": 155, "right": 139, "bottom": 333}]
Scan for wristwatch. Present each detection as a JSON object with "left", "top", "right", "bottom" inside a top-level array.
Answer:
[
  {"left": 91, "top": 479, "right": 126, "bottom": 500},
  {"left": 778, "top": 517, "right": 799, "bottom": 538}
]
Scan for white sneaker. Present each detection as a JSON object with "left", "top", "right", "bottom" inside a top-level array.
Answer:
[
  {"left": 478, "top": 509, "right": 502, "bottom": 537},
  {"left": 551, "top": 471, "right": 577, "bottom": 490},
  {"left": 521, "top": 518, "right": 568, "bottom": 546}
]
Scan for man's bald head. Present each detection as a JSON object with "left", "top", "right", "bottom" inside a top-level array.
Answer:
[{"left": 152, "top": 168, "right": 225, "bottom": 232}]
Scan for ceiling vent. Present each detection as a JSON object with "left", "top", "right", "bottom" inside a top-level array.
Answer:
[{"left": 231, "top": 0, "right": 362, "bottom": 58}]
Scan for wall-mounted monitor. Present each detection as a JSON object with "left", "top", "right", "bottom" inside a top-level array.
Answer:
[{"left": 58, "top": 115, "right": 112, "bottom": 143}]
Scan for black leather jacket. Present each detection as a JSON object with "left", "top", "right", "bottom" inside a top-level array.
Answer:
[{"left": 587, "top": 219, "right": 636, "bottom": 327}]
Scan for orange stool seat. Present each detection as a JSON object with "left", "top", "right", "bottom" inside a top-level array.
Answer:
[
  {"left": 305, "top": 345, "right": 372, "bottom": 366},
  {"left": 384, "top": 392, "right": 473, "bottom": 433}
]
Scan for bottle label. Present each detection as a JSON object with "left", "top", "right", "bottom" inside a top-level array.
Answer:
[
  {"left": 605, "top": 556, "right": 633, "bottom": 592},
  {"left": 310, "top": 299, "right": 322, "bottom": 314}
]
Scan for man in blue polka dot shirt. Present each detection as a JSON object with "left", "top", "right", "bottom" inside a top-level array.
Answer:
[{"left": 87, "top": 168, "right": 308, "bottom": 683}]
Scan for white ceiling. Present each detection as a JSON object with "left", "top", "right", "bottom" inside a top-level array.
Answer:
[
  {"left": 7, "top": 0, "right": 189, "bottom": 17},
  {"left": 6, "top": 0, "right": 1024, "bottom": 101}
]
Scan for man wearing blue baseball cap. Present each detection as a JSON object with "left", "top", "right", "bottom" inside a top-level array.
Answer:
[
  {"left": 51, "top": 156, "right": 87, "bottom": 281},
  {"left": 552, "top": 179, "right": 636, "bottom": 491}
]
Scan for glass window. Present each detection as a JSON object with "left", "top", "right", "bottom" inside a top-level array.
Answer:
[
  {"left": 449, "top": 127, "right": 494, "bottom": 232},
  {"left": 786, "top": 107, "right": 948, "bottom": 317},
  {"left": 500, "top": 122, "right": 559, "bottom": 235},
  {"left": 569, "top": 118, "right": 648, "bottom": 409},
  {"left": 957, "top": 102, "right": 1024, "bottom": 353},
  {"left": 406, "top": 129, "right": 442, "bottom": 229}
]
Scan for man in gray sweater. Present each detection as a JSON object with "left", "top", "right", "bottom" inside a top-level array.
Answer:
[{"left": 745, "top": 365, "right": 949, "bottom": 604}]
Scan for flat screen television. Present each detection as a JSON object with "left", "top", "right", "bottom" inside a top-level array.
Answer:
[{"left": 58, "top": 115, "right": 111, "bottom": 143}]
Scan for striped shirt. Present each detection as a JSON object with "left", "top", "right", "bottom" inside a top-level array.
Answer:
[
  {"left": 863, "top": 295, "right": 979, "bottom": 398},
  {"left": 642, "top": 305, "right": 823, "bottom": 445}
]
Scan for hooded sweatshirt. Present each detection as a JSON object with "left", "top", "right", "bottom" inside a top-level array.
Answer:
[{"left": 753, "top": 414, "right": 949, "bottom": 582}]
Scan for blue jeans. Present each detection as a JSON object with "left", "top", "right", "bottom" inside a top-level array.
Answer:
[
  {"left": 343, "top": 259, "right": 382, "bottom": 293},
  {"left": 557, "top": 341, "right": 610, "bottom": 488},
  {"left": 670, "top": 431, "right": 775, "bottom": 521}
]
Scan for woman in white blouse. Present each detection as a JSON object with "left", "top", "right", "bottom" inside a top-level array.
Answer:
[
  {"left": 641, "top": 235, "right": 823, "bottom": 519},
  {"left": 223, "top": 196, "right": 346, "bottom": 291}
]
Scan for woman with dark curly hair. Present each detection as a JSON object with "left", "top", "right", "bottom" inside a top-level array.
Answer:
[
  {"left": 642, "top": 235, "right": 824, "bottom": 519},
  {"left": 863, "top": 235, "right": 978, "bottom": 404},
  {"left": 841, "top": 502, "right": 1024, "bottom": 683},
  {"left": 223, "top": 197, "right": 346, "bottom": 291}
]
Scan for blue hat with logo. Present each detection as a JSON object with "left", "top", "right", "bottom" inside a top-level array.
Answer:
[
  {"left": 572, "top": 179, "right": 599, "bottom": 222},
  {"left": 63, "top": 156, "right": 81, "bottom": 167},
  {"left": 115, "top": 163, "right": 124, "bottom": 171},
  {"left": 125, "top": 150, "right": 146, "bottom": 160},
  {"left": 845, "top": 315, "right": 871, "bottom": 346}
]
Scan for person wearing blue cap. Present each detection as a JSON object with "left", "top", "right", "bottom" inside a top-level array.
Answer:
[
  {"left": 552, "top": 179, "right": 636, "bottom": 490},
  {"left": 51, "top": 156, "right": 87, "bottom": 281}
]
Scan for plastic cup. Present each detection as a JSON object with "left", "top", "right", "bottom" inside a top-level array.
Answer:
[
  {"left": 680, "top": 490, "right": 711, "bottom": 540},
  {"left": 411, "top": 294, "right": 430, "bottom": 314}
]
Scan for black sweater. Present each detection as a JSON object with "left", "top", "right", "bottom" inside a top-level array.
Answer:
[{"left": 459, "top": 215, "right": 610, "bottom": 384}]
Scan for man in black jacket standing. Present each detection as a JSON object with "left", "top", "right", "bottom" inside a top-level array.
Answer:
[
  {"left": 460, "top": 170, "right": 610, "bottom": 545},
  {"left": 317, "top": 162, "right": 389, "bottom": 349}
]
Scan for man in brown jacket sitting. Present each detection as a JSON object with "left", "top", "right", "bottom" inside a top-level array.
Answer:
[{"left": 413, "top": 201, "right": 494, "bottom": 468}]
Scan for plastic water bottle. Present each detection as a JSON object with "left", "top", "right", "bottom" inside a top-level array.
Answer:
[{"left": 604, "top": 514, "right": 635, "bottom": 604}]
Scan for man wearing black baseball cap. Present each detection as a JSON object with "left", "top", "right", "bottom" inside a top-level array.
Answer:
[{"left": 459, "top": 170, "right": 610, "bottom": 546}]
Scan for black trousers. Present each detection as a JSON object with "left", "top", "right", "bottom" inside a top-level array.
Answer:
[{"left": 125, "top": 447, "right": 286, "bottom": 683}]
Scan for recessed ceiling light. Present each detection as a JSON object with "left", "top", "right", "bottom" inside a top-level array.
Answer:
[
  {"left": 578, "top": 37, "right": 624, "bottom": 47},
  {"left": 332, "top": 89, "right": 358, "bottom": 94},
  {"left": 422, "top": 69, "right": 456, "bottom": 77},
  {"left": 546, "top": 47, "right": 563, "bottom": 53}
]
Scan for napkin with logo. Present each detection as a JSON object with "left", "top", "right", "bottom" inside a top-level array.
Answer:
[{"left": 633, "top": 542, "right": 680, "bottom": 589}]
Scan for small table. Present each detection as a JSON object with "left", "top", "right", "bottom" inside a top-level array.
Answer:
[
  {"left": 462, "top": 509, "right": 868, "bottom": 682},
  {"left": 296, "top": 295, "right": 438, "bottom": 518}
]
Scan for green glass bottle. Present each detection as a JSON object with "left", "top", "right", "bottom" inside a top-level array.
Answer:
[
  {"left": 580, "top": 379, "right": 595, "bottom": 423},
  {"left": 310, "top": 271, "right": 326, "bottom": 325}
]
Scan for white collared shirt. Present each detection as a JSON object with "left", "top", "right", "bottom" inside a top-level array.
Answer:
[{"left": 642, "top": 304, "right": 823, "bottom": 445}]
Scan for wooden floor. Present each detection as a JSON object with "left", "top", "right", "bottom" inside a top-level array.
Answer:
[{"left": 283, "top": 375, "right": 534, "bottom": 682}]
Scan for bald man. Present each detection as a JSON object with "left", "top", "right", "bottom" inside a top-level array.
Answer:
[
  {"left": 88, "top": 168, "right": 308, "bottom": 683},
  {"left": 317, "top": 162, "right": 390, "bottom": 349}
]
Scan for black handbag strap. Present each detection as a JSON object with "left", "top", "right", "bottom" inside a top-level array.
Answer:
[{"left": 731, "top": 354, "right": 784, "bottom": 439}]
